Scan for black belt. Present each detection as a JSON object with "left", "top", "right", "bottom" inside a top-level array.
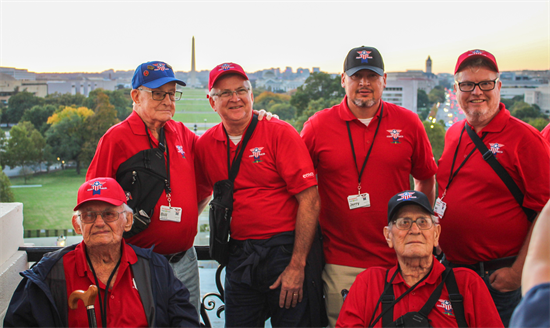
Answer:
[
  {"left": 163, "top": 250, "right": 186, "bottom": 263},
  {"left": 447, "top": 256, "right": 516, "bottom": 277}
]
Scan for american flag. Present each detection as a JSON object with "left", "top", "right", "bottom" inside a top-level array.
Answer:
[
  {"left": 153, "top": 63, "right": 167, "bottom": 71},
  {"left": 397, "top": 191, "right": 415, "bottom": 201},
  {"left": 356, "top": 50, "right": 372, "bottom": 60}
]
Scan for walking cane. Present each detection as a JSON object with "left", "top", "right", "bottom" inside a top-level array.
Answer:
[{"left": 69, "top": 285, "right": 98, "bottom": 328}]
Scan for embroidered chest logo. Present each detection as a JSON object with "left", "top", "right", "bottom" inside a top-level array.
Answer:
[
  {"left": 489, "top": 143, "right": 504, "bottom": 156},
  {"left": 249, "top": 147, "right": 265, "bottom": 163},
  {"left": 356, "top": 50, "right": 373, "bottom": 63},
  {"left": 437, "top": 299, "right": 455, "bottom": 317},
  {"left": 387, "top": 129, "right": 404, "bottom": 144},
  {"left": 89, "top": 181, "right": 106, "bottom": 195},
  {"left": 397, "top": 191, "right": 416, "bottom": 201},
  {"left": 176, "top": 145, "right": 186, "bottom": 159}
]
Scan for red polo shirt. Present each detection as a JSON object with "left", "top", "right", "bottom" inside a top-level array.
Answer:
[
  {"left": 301, "top": 98, "right": 437, "bottom": 268},
  {"left": 337, "top": 258, "right": 503, "bottom": 328},
  {"left": 541, "top": 122, "right": 550, "bottom": 142},
  {"left": 195, "top": 118, "right": 317, "bottom": 240},
  {"left": 64, "top": 241, "right": 148, "bottom": 328},
  {"left": 437, "top": 104, "right": 550, "bottom": 264},
  {"left": 87, "top": 111, "right": 199, "bottom": 254}
]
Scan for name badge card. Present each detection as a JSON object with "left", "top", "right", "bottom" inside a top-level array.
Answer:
[
  {"left": 434, "top": 198, "right": 446, "bottom": 219},
  {"left": 348, "top": 193, "right": 370, "bottom": 210},
  {"left": 159, "top": 205, "right": 182, "bottom": 222}
]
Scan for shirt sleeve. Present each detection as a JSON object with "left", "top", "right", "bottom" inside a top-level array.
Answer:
[
  {"left": 300, "top": 118, "right": 319, "bottom": 170},
  {"left": 86, "top": 133, "right": 120, "bottom": 180},
  {"left": 337, "top": 272, "right": 370, "bottom": 328},
  {"left": 459, "top": 269, "right": 504, "bottom": 328}
]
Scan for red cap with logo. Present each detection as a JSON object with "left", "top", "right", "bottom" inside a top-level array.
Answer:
[
  {"left": 454, "top": 49, "right": 499, "bottom": 74},
  {"left": 74, "top": 177, "right": 127, "bottom": 210},
  {"left": 208, "top": 62, "right": 249, "bottom": 91}
]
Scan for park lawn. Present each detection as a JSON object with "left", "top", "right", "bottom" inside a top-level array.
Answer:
[
  {"left": 10, "top": 168, "right": 86, "bottom": 230},
  {"left": 172, "top": 112, "right": 221, "bottom": 124},
  {"left": 176, "top": 99, "right": 211, "bottom": 112}
]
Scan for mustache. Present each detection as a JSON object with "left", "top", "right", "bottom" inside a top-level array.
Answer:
[{"left": 357, "top": 88, "right": 374, "bottom": 93}]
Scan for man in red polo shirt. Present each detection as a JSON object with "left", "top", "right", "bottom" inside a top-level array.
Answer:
[
  {"left": 195, "top": 62, "right": 324, "bottom": 327},
  {"left": 4, "top": 177, "right": 198, "bottom": 327},
  {"left": 300, "top": 46, "right": 437, "bottom": 326},
  {"left": 436, "top": 49, "right": 550, "bottom": 327}
]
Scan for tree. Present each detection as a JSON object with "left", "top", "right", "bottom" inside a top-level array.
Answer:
[
  {"left": 423, "top": 121, "right": 446, "bottom": 162},
  {"left": 293, "top": 97, "right": 340, "bottom": 132},
  {"left": 20, "top": 104, "right": 57, "bottom": 135},
  {"left": 85, "top": 89, "right": 132, "bottom": 121},
  {"left": 80, "top": 92, "right": 120, "bottom": 165},
  {"left": 417, "top": 89, "right": 430, "bottom": 110},
  {"left": 510, "top": 101, "right": 544, "bottom": 120},
  {"left": 0, "top": 165, "right": 15, "bottom": 202},
  {"left": 44, "top": 92, "right": 86, "bottom": 108},
  {"left": 525, "top": 118, "right": 549, "bottom": 131},
  {"left": 5, "top": 91, "right": 43, "bottom": 124},
  {"left": 428, "top": 86, "right": 445, "bottom": 105},
  {"left": 46, "top": 106, "right": 94, "bottom": 175},
  {"left": 270, "top": 103, "right": 296, "bottom": 121},
  {"left": 1, "top": 122, "right": 46, "bottom": 183},
  {"left": 290, "top": 72, "right": 345, "bottom": 117}
]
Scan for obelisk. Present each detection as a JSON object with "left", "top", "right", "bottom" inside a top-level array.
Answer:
[{"left": 188, "top": 36, "right": 198, "bottom": 88}]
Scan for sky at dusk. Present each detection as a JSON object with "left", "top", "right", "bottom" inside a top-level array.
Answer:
[{"left": 0, "top": 0, "right": 548, "bottom": 75}]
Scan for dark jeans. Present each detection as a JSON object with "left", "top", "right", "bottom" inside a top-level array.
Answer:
[
  {"left": 224, "top": 241, "right": 310, "bottom": 327},
  {"left": 482, "top": 270, "right": 522, "bottom": 328}
]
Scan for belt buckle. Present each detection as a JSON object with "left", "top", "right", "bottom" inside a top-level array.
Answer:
[{"left": 478, "top": 262, "right": 488, "bottom": 277}]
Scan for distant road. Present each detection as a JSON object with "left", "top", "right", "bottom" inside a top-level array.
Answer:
[{"left": 175, "top": 111, "right": 217, "bottom": 114}]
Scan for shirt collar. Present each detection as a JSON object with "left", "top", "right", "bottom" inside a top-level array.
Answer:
[
  {"left": 337, "top": 96, "right": 386, "bottom": 122},
  {"left": 128, "top": 110, "right": 175, "bottom": 138},
  {"left": 212, "top": 116, "right": 255, "bottom": 143},
  {"left": 388, "top": 256, "right": 445, "bottom": 288}
]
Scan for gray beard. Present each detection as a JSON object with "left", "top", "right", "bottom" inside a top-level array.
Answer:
[{"left": 353, "top": 97, "right": 377, "bottom": 108}]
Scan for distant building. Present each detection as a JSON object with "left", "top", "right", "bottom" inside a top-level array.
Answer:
[
  {"left": 426, "top": 56, "right": 432, "bottom": 74},
  {"left": 525, "top": 85, "right": 550, "bottom": 115},
  {"left": 0, "top": 72, "right": 47, "bottom": 104},
  {"left": 383, "top": 80, "right": 420, "bottom": 113},
  {"left": 0, "top": 67, "right": 36, "bottom": 80},
  {"left": 47, "top": 78, "right": 117, "bottom": 97},
  {"left": 186, "top": 36, "right": 201, "bottom": 88}
]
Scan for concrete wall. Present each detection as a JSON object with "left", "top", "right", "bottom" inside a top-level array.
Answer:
[{"left": 0, "top": 203, "right": 27, "bottom": 324}]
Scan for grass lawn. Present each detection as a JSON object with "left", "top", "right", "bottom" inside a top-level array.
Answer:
[
  {"left": 10, "top": 168, "right": 87, "bottom": 230},
  {"left": 172, "top": 112, "right": 221, "bottom": 124}
]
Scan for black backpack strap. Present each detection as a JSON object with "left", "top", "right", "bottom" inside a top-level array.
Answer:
[
  {"left": 381, "top": 270, "right": 395, "bottom": 328},
  {"left": 445, "top": 268, "right": 468, "bottom": 328},
  {"left": 417, "top": 266, "right": 451, "bottom": 319},
  {"left": 465, "top": 123, "right": 537, "bottom": 221},
  {"left": 226, "top": 115, "right": 259, "bottom": 182}
]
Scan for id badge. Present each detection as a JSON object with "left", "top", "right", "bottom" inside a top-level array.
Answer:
[
  {"left": 159, "top": 205, "right": 182, "bottom": 222},
  {"left": 434, "top": 198, "right": 446, "bottom": 219},
  {"left": 347, "top": 193, "right": 370, "bottom": 210}
]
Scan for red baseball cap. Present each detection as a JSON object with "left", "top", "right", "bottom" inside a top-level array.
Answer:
[
  {"left": 454, "top": 49, "right": 499, "bottom": 74},
  {"left": 208, "top": 62, "right": 248, "bottom": 91},
  {"left": 74, "top": 177, "right": 127, "bottom": 210}
]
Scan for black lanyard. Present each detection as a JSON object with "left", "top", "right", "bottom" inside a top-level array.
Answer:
[
  {"left": 85, "top": 247, "right": 123, "bottom": 328},
  {"left": 143, "top": 122, "right": 172, "bottom": 196},
  {"left": 443, "top": 124, "right": 487, "bottom": 198},
  {"left": 368, "top": 264, "right": 432, "bottom": 328},
  {"left": 346, "top": 102, "right": 384, "bottom": 194}
]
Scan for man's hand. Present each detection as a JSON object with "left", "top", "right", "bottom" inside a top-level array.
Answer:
[
  {"left": 269, "top": 263, "right": 305, "bottom": 309},
  {"left": 254, "top": 109, "right": 279, "bottom": 121},
  {"left": 489, "top": 266, "right": 522, "bottom": 292}
]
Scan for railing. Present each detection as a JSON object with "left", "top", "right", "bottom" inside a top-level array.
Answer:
[{"left": 18, "top": 245, "right": 225, "bottom": 328}]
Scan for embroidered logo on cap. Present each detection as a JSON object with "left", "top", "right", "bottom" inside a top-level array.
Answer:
[
  {"left": 89, "top": 181, "right": 105, "bottom": 195},
  {"left": 397, "top": 191, "right": 416, "bottom": 201},
  {"left": 489, "top": 143, "right": 504, "bottom": 156},
  {"left": 472, "top": 50, "right": 483, "bottom": 55},
  {"left": 387, "top": 129, "right": 404, "bottom": 144},
  {"left": 176, "top": 145, "right": 186, "bottom": 159},
  {"left": 356, "top": 50, "right": 373, "bottom": 63},
  {"left": 153, "top": 63, "right": 168, "bottom": 71},
  {"left": 249, "top": 147, "right": 265, "bottom": 163},
  {"left": 437, "top": 299, "right": 455, "bottom": 317},
  {"left": 219, "top": 63, "right": 233, "bottom": 71},
  {"left": 143, "top": 70, "right": 149, "bottom": 77}
]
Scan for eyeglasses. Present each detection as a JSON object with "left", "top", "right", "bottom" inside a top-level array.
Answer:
[
  {"left": 348, "top": 72, "right": 381, "bottom": 82},
  {"left": 78, "top": 210, "right": 125, "bottom": 223},
  {"left": 392, "top": 217, "right": 434, "bottom": 230},
  {"left": 139, "top": 88, "right": 182, "bottom": 101},
  {"left": 211, "top": 87, "right": 250, "bottom": 99},
  {"left": 455, "top": 78, "right": 499, "bottom": 92}
]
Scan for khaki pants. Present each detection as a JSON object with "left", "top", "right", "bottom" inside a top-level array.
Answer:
[{"left": 323, "top": 263, "right": 366, "bottom": 327}]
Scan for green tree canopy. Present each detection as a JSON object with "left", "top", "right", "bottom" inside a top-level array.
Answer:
[
  {"left": 46, "top": 106, "right": 94, "bottom": 175},
  {"left": 21, "top": 104, "right": 57, "bottom": 135},
  {"left": 290, "top": 72, "right": 345, "bottom": 117},
  {"left": 293, "top": 97, "right": 340, "bottom": 132},
  {"left": 44, "top": 92, "right": 86, "bottom": 108},
  {"left": 0, "top": 165, "right": 15, "bottom": 202},
  {"left": 423, "top": 120, "right": 446, "bottom": 162},
  {"left": 270, "top": 103, "right": 296, "bottom": 121},
  {"left": 5, "top": 91, "right": 43, "bottom": 124},
  {"left": 84, "top": 89, "right": 132, "bottom": 121},
  {"left": 428, "top": 86, "right": 446, "bottom": 105}
]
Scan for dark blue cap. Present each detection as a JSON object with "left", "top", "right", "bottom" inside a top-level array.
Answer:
[
  {"left": 387, "top": 190, "right": 434, "bottom": 223},
  {"left": 131, "top": 61, "right": 186, "bottom": 89}
]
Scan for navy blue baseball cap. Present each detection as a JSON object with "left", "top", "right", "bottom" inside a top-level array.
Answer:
[
  {"left": 387, "top": 190, "right": 434, "bottom": 223},
  {"left": 131, "top": 61, "right": 186, "bottom": 89},
  {"left": 344, "top": 46, "right": 385, "bottom": 77}
]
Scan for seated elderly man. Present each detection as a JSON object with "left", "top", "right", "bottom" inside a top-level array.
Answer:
[
  {"left": 337, "top": 190, "right": 503, "bottom": 328},
  {"left": 4, "top": 177, "right": 199, "bottom": 328}
]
